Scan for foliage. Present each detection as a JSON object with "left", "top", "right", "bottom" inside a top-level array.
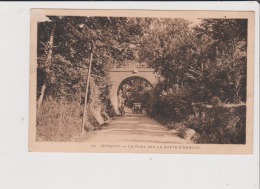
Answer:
[
  {"left": 167, "top": 122, "right": 187, "bottom": 139},
  {"left": 119, "top": 77, "right": 153, "bottom": 107},
  {"left": 142, "top": 82, "right": 193, "bottom": 122},
  {"left": 36, "top": 16, "right": 151, "bottom": 140},
  {"left": 141, "top": 18, "right": 247, "bottom": 104},
  {"left": 36, "top": 98, "right": 106, "bottom": 141},
  {"left": 36, "top": 16, "right": 248, "bottom": 142},
  {"left": 191, "top": 19, "right": 247, "bottom": 103},
  {"left": 185, "top": 104, "right": 246, "bottom": 144},
  {"left": 36, "top": 98, "right": 82, "bottom": 142}
]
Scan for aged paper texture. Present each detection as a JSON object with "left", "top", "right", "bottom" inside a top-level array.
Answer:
[{"left": 29, "top": 9, "right": 255, "bottom": 154}]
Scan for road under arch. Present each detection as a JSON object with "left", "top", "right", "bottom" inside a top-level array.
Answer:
[{"left": 109, "top": 68, "right": 157, "bottom": 114}]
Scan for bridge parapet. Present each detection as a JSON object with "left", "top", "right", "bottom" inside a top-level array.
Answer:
[{"left": 109, "top": 68, "right": 154, "bottom": 72}]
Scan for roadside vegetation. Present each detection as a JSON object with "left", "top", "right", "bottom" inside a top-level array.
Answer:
[{"left": 37, "top": 16, "right": 247, "bottom": 143}]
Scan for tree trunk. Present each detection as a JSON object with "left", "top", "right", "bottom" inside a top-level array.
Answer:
[
  {"left": 37, "top": 23, "right": 56, "bottom": 108},
  {"left": 45, "top": 23, "right": 56, "bottom": 73},
  {"left": 37, "top": 83, "right": 46, "bottom": 108},
  {"left": 81, "top": 52, "right": 93, "bottom": 134}
]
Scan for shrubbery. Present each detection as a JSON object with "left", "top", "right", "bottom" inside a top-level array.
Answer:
[
  {"left": 143, "top": 87, "right": 246, "bottom": 144},
  {"left": 185, "top": 104, "right": 246, "bottom": 144},
  {"left": 36, "top": 98, "right": 112, "bottom": 142},
  {"left": 36, "top": 16, "right": 247, "bottom": 143},
  {"left": 143, "top": 85, "right": 193, "bottom": 122},
  {"left": 36, "top": 99, "right": 82, "bottom": 141}
]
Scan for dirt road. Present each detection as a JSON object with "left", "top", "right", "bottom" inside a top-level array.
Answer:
[{"left": 80, "top": 107, "right": 188, "bottom": 144}]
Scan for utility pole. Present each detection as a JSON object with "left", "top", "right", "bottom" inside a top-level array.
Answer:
[{"left": 81, "top": 41, "right": 95, "bottom": 134}]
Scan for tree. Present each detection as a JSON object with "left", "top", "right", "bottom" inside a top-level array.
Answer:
[
  {"left": 194, "top": 19, "right": 247, "bottom": 103},
  {"left": 36, "top": 16, "right": 151, "bottom": 115},
  {"left": 141, "top": 18, "right": 193, "bottom": 85},
  {"left": 37, "top": 19, "right": 56, "bottom": 107}
]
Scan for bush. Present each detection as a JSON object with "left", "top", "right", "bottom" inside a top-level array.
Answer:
[
  {"left": 161, "top": 97, "right": 192, "bottom": 121},
  {"left": 143, "top": 85, "right": 193, "bottom": 122},
  {"left": 185, "top": 104, "right": 246, "bottom": 144},
  {"left": 36, "top": 99, "right": 82, "bottom": 141},
  {"left": 168, "top": 122, "right": 187, "bottom": 138},
  {"left": 36, "top": 98, "right": 108, "bottom": 141}
]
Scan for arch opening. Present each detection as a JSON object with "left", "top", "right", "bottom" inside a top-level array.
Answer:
[{"left": 117, "top": 76, "right": 154, "bottom": 111}]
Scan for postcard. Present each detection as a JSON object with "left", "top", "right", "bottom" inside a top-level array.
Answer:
[{"left": 29, "top": 9, "right": 254, "bottom": 154}]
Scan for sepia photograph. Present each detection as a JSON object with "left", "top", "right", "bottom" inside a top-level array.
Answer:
[
  {"left": 0, "top": 2, "right": 258, "bottom": 189},
  {"left": 29, "top": 9, "right": 254, "bottom": 153}
]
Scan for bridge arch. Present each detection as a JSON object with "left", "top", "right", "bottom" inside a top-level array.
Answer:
[
  {"left": 117, "top": 75, "right": 153, "bottom": 95},
  {"left": 109, "top": 68, "right": 157, "bottom": 114}
]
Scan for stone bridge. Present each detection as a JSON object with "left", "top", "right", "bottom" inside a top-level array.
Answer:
[{"left": 109, "top": 68, "right": 157, "bottom": 113}]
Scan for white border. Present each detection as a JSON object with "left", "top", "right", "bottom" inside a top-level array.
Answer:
[{"left": 0, "top": 2, "right": 258, "bottom": 189}]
